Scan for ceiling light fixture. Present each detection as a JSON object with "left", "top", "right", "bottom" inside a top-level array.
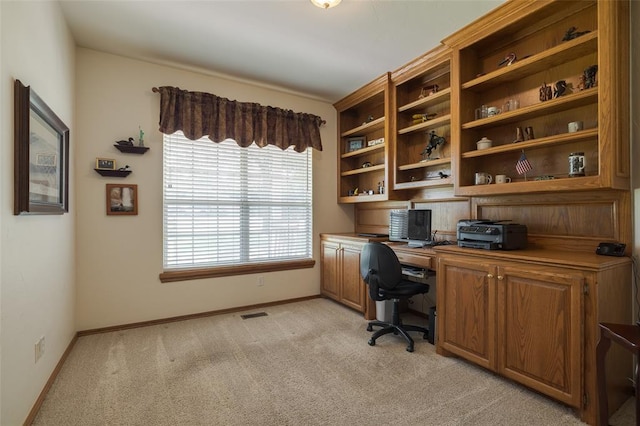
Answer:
[{"left": 310, "top": 0, "right": 341, "bottom": 9}]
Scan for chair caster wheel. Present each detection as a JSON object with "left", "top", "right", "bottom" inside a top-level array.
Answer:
[
  {"left": 406, "top": 346, "right": 414, "bottom": 353},
  {"left": 368, "top": 339, "right": 375, "bottom": 346},
  {"left": 366, "top": 325, "right": 373, "bottom": 332}
]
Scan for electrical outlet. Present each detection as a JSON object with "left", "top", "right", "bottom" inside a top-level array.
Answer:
[
  {"left": 34, "top": 336, "right": 45, "bottom": 363},
  {"left": 257, "top": 276, "right": 265, "bottom": 287}
]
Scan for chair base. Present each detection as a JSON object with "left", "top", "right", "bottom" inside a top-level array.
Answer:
[{"left": 366, "top": 320, "right": 429, "bottom": 352}]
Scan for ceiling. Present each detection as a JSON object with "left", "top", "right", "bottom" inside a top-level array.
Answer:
[{"left": 59, "top": 0, "right": 504, "bottom": 103}]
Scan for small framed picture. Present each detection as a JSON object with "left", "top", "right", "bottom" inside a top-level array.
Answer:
[
  {"left": 96, "top": 158, "right": 116, "bottom": 170},
  {"left": 106, "top": 184, "right": 138, "bottom": 216},
  {"left": 347, "top": 137, "right": 366, "bottom": 152}
]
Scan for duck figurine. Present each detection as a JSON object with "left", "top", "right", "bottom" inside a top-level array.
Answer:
[
  {"left": 498, "top": 52, "right": 517, "bottom": 67},
  {"left": 116, "top": 137, "right": 135, "bottom": 146}
]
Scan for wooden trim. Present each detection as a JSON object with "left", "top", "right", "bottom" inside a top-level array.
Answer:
[
  {"left": 77, "top": 295, "right": 321, "bottom": 336},
  {"left": 23, "top": 334, "right": 79, "bottom": 426},
  {"left": 159, "top": 259, "right": 316, "bottom": 283},
  {"left": 333, "top": 73, "right": 389, "bottom": 111},
  {"left": 390, "top": 44, "right": 451, "bottom": 85}
]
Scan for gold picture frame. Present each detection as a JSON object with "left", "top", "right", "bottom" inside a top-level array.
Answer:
[{"left": 96, "top": 158, "right": 116, "bottom": 170}]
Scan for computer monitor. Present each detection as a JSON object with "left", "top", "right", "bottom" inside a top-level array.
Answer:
[{"left": 407, "top": 209, "right": 432, "bottom": 247}]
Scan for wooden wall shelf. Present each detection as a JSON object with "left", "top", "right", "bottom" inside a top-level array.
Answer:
[
  {"left": 114, "top": 144, "right": 149, "bottom": 154},
  {"left": 94, "top": 169, "right": 132, "bottom": 177}
]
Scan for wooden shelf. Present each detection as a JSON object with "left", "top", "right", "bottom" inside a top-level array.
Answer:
[
  {"left": 398, "top": 87, "right": 451, "bottom": 113},
  {"left": 94, "top": 169, "right": 132, "bottom": 177},
  {"left": 461, "top": 88, "right": 598, "bottom": 130},
  {"left": 340, "top": 164, "right": 385, "bottom": 177},
  {"left": 395, "top": 177, "right": 453, "bottom": 190},
  {"left": 338, "top": 193, "right": 387, "bottom": 204},
  {"left": 398, "top": 157, "right": 450, "bottom": 171},
  {"left": 341, "top": 143, "right": 384, "bottom": 159},
  {"left": 335, "top": 73, "right": 391, "bottom": 204},
  {"left": 461, "top": 31, "right": 598, "bottom": 91},
  {"left": 340, "top": 117, "right": 385, "bottom": 138},
  {"left": 461, "top": 128, "right": 598, "bottom": 158},
  {"left": 114, "top": 144, "right": 149, "bottom": 154},
  {"left": 455, "top": 175, "right": 600, "bottom": 197},
  {"left": 398, "top": 114, "right": 451, "bottom": 135}
]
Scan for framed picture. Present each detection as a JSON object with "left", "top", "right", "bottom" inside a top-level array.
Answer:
[
  {"left": 347, "top": 136, "right": 366, "bottom": 152},
  {"left": 106, "top": 184, "right": 138, "bottom": 216},
  {"left": 14, "top": 79, "right": 69, "bottom": 215},
  {"left": 96, "top": 158, "right": 116, "bottom": 170}
]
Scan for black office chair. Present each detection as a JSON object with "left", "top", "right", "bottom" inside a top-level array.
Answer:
[{"left": 360, "top": 242, "right": 430, "bottom": 352}]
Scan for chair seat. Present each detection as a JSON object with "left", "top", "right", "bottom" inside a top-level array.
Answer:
[{"left": 379, "top": 280, "right": 429, "bottom": 299}]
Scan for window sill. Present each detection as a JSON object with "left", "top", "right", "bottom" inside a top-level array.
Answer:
[{"left": 159, "top": 259, "right": 316, "bottom": 283}]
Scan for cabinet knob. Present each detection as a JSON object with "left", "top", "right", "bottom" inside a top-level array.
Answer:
[
  {"left": 497, "top": 275, "right": 504, "bottom": 280},
  {"left": 487, "top": 273, "right": 494, "bottom": 279}
]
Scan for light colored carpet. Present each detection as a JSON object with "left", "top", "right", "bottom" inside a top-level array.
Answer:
[{"left": 32, "top": 298, "right": 629, "bottom": 425}]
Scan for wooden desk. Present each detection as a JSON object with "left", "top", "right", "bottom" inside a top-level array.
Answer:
[
  {"left": 319, "top": 234, "right": 435, "bottom": 320},
  {"left": 386, "top": 242, "right": 435, "bottom": 269}
]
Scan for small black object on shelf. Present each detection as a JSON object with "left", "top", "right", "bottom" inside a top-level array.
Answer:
[
  {"left": 114, "top": 144, "right": 149, "bottom": 154},
  {"left": 94, "top": 169, "right": 132, "bottom": 177},
  {"left": 116, "top": 137, "right": 135, "bottom": 146}
]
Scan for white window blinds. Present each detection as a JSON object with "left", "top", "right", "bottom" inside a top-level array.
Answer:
[{"left": 163, "top": 132, "right": 313, "bottom": 270}]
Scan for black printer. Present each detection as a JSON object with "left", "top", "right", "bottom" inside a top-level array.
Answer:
[{"left": 457, "top": 219, "right": 528, "bottom": 250}]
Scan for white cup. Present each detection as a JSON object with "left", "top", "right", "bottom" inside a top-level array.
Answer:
[
  {"left": 496, "top": 174, "right": 512, "bottom": 184},
  {"left": 487, "top": 106, "right": 501, "bottom": 117},
  {"left": 568, "top": 121, "right": 583, "bottom": 133},
  {"left": 475, "top": 172, "right": 493, "bottom": 185}
]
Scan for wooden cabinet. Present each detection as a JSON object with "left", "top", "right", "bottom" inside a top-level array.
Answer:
[
  {"left": 436, "top": 245, "right": 632, "bottom": 424},
  {"left": 334, "top": 0, "right": 629, "bottom": 200},
  {"left": 442, "top": 0, "right": 629, "bottom": 196},
  {"left": 499, "top": 262, "right": 583, "bottom": 407},
  {"left": 391, "top": 45, "right": 453, "bottom": 190},
  {"left": 320, "top": 235, "right": 370, "bottom": 317},
  {"left": 334, "top": 74, "right": 392, "bottom": 203},
  {"left": 437, "top": 256, "right": 496, "bottom": 370}
]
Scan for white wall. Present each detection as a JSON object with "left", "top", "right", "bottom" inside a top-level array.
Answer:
[
  {"left": 0, "top": 2, "right": 76, "bottom": 425},
  {"left": 75, "top": 49, "right": 352, "bottom": 331}
]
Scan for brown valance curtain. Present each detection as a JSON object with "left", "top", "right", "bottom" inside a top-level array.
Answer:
[{"left": 152, "top": 86, "right": 324, "bottom": 152}]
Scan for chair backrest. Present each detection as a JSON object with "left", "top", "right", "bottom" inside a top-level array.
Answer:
[{"left": 360, "top": 242, "right": 403, "bottom": 298}]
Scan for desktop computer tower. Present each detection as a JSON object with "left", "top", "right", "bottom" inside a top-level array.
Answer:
[
  {"left": 389, "top": 210, "right": 408, "bottom": 242},
  {"left": 428, "top": 306, "right": 436, "bottom": 345}
]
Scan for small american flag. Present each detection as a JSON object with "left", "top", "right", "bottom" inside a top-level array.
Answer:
[{"left": 516, "top": 151, "right": 532, "bottom": 175}]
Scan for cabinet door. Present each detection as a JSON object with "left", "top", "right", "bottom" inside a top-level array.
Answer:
[
  {"left": 340, "top": 244, "right": 366, "bottom": 312},
  {"left": 437, "top": 256, "right": 497, "bottom": 370},
  {"left": 497, "top": 265, "right": 583, "bottom": 408},
  {"left": 320, "top": 241, "right": 340, "bottom": 301}
]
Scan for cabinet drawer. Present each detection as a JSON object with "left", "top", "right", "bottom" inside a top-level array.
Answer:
[{"left": 395, "top": 251, "right": 432, "bottom": 269}]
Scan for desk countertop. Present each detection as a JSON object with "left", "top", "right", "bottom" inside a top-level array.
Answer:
[
  {"left": 433, "top": 244, "right": 631, "bottom": 271},
  {"left": 320, "top": 233, "right": 630, "bottom": 271}
]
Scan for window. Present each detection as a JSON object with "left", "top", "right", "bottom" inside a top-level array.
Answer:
[{"left": 162, "top": 132, "right": 313, "bottom": 275}]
